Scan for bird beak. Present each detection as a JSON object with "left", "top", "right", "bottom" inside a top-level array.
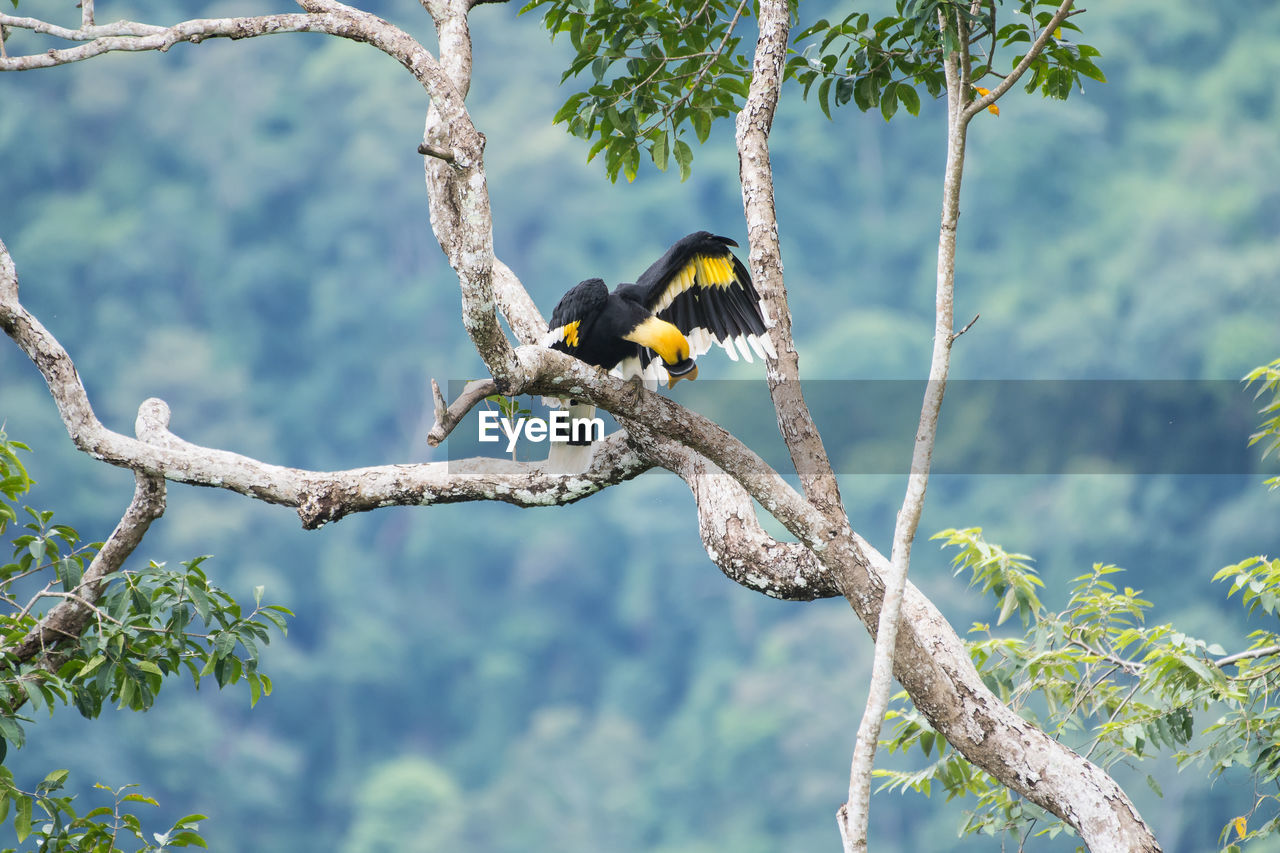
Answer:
[{"left": 668, "top": 364, "right": 698, "bottom": 388}]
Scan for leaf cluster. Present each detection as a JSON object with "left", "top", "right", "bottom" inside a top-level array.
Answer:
[
  {"left": 0, "top": 773, "right": 206, "bottom": 852},
  {"left": 0, "top": 432, "right": 291, "bottom": 850},
  {"left": 784, "top": 0, "right": 1105, "bottom": 121},
  {"left": 877, "top": 527, "right": 1280, "bottom": 850},
  {"left": 522, "top": 0, "right": 752, "bottom": 182},
  {"left": 1245, "top": 358, "right": 1280, "bottom": 490}
]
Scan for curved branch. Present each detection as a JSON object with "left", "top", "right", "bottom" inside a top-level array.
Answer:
[
  {"left": 427, "top": 378, "right": 498, "bottom": 446},
  {"left": 0, "top": 248, "right": 644, "bottom": 528},
  {"left": 629, "top": 431, "right": 839, "bottom": 601},
  {"left": 841, "top": 10, "right": 967, "bottom": 845}
]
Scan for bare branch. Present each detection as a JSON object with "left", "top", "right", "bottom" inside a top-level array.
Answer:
[
  {"left": 0, "top": 246, "right": 642, "bottom": 528},
  {"left": 951, "top": 312, "right": 980, "bottom": 342},
  {"left": 842, "top": 8, "right": 970, "bottom": 848},
  {"left": 426, "top": 378, "right": 497, "bottom": 446},
  {"left": 1217, "top": 645, "right": 1280, "bottom": 668},
  {"left": 0, "top": 13, "right": 330, "bottom": 70},
  {"left": 734, "top": 0, "right": 845, "bottom": 522},
  {"left": 418, "top": 142, "right": 458, "bottom": 163}
]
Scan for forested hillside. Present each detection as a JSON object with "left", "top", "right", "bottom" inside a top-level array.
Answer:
[{"left": 1, "top": 0, "right": 1277, "bottom": 850}]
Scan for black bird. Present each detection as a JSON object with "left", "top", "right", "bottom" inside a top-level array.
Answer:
[
  {"left": 541, "top": 232, "right": 775, "bottom": 472},
  {"left": 542, "top": 231, "right": 776, "bottom": 387}
]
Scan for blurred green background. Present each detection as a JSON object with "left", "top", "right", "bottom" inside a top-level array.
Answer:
[{"left": 2, "top": 0, "right": 1279, "bottom": 850}]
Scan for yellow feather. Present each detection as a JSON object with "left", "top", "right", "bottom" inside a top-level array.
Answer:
[
  {"left": 563, "top": 320, "right": 580, "bottom": 348},
  {"left": 717, "top": 257, "right": 732, "bottom": 285}
]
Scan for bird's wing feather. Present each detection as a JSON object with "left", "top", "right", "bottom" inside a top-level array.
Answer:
[
  {"left": 543, "top": 278, "right": 609, "bottom": 351},
  {"left": 635, "top": 232, "right": 775, "bottom": 362}
]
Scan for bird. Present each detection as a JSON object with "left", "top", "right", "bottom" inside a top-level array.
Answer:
[{"left": 541, "top": 231, "right": 776, "bottom": 471}]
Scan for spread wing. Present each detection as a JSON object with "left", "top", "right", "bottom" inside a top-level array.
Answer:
[
  {"left": 634, "top": 231, "right": 776, "bottom": 363},
  {"left": 543, "top": 278, "right": 609, "bottom": 354}
]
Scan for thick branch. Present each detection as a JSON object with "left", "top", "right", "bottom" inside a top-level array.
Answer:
[
  {"left": 733, "top": 0, "right": 845, "bottom": 521},
  {"left": 0, "top": 250, "right": 643, "bottom": 528},
  {"left": 627, "top": 430, "right": 839, "bottom": 601}
]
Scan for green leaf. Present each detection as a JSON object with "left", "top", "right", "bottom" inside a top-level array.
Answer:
[
  {"left": 673, "top": 138, "right": 693, "bottom": 182},
  {"left": 818, "top": 77, "right": 833, "bottom": 120},
  {"left": 14, "top": 796, "right": 31, "bottom": 843},
  {"left": 649, "top": 132, "right": 669, "bottom": 172},
  {"left": 692, "top": 109, "right": 711, "bottom": 144},
  {"left": 880, "top": 83, "right": 900, "bottom": 122},
  {"left": 899, "top": 84, "right": 921, "bottom": 116},
  {"left": 1073, "top": 57, "right": 1107, "bottom": 83},
  {"left": 122, "top": 793, "right": 160, "bottom": 806},
  {"left": 214, "top": 630, "right": 237, "bottom": 660},
  {"left": 0, "top": 715, "right": 25, "bottom": 749},
  {"left": 39, "top": 769, "right": 69, "bottom": 793},
  {"left": 79, "top": 654, "right": 108, "bottom": 681},
  {"left": 169, "top": 830, "right": 209, "bottom": 848}
]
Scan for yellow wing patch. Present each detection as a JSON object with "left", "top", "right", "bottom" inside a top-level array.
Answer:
[
  {"left": 562, "top": 320, "right": 581, "bottom": 348},
  {"left": 653, "top": 254, "right": 736, "bottom": 312},
  {"left": 694, "top": 254, "right": 734, "bottom": 288}
]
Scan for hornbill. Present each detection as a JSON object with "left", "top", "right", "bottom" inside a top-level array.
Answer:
[{"left": 541, "top": 231, "right": 775, "bottom": 471}]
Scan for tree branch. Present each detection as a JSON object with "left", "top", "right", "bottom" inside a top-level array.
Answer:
[
  {"left": 1217, "top": 645, "right": 1280, "bottom": 668},
  {"left": 839, "top": 8, "right": 969, "bottom": 846},
  {"left": 624, "top": 429, "right": 839, "bottom": 601},
  {"left": 0, "top": 13, "right": 334, "bottom": 70},
  {"left": 0, "top": 245, "right": 644, "bottom": 528},
  {"left": 964, "top": 0, "right": 1076, "bottom": 123},
  {"left": 426, "top": 378, "right": 497, "bottom": 446},
  {"left": 7, "top": 468, "right": 165, "bottom": 667},
  {"left": 734, "top": 0, "right": 845, "bottom": 523}
]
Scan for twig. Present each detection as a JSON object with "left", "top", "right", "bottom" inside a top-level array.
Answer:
[
  {"left": 418, "top": 142, "right": 457, "bottom": 163},
  {"left": 426, "top": 378, "right": 497, "bottom": 446},
  {"left": 1217, "top": 645, "right": 1280, "bottom": 668},
  {"left": 950, "top": 312, "right": 980, "bottom": 342}
]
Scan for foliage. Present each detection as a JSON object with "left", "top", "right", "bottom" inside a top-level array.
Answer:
[
  {"left": 0, "top": 430, "right": 290, "bottom": 850},
  {"left": 877, "top": 526, "right": 1280, "bottom": 850},
  {"left": 786, "top": 0, "right": 1105, "bottom": 121},
  {"left": 520, "top": 0, "right": 753, "bottom": 182},
  {"left": 524, "top": 0, "right": 1107, "bottom": 181},
  {"left": 0, "top": 775, "right": 206, "bottom": 852},
  {"left": 1245, "top": 357, "right": 1280, "bottom": 490}
]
